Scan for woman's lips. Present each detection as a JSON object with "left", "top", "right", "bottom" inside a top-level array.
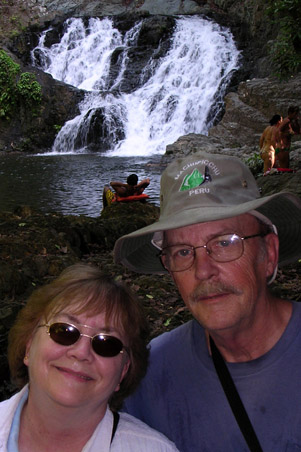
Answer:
[{"left": 56, "top": 366, "right": 93, "bottom": 381}]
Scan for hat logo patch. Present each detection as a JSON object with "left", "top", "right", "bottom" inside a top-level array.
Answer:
[{"left": 180, "top": 166, "right": 212, "bottom": 191}]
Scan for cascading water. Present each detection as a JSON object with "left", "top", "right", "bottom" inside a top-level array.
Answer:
[{"left": 32, "top": 15, "right": 240, "bottom": 156}]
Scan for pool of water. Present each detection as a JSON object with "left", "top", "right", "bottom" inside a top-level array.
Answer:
[{"left": 0, "top": 153, "right": 163, "bottom": 217}]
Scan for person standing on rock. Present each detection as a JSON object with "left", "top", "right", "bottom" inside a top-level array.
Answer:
[
  {"left": 259, "top": 114, "right": 282, "bottom": 175},
  {"left": 275, "top": 105, "right": 300, "bottom": 168},
  {"left": 114, "top": 151, "right": 301, "bottom": 452}
]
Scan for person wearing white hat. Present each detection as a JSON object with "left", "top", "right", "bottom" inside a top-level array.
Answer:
[{"left": 114, "top": 151, "right": 301, "bottom": 452}]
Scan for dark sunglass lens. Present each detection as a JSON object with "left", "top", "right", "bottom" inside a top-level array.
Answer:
[
  {"left": 49, "top": 323, "right": 80, "bottom": 346},
  {"left": 92, "top": 335, "right": 123, "bottom": 357}
]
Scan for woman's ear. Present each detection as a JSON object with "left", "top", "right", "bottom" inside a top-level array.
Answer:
[
  {"left": 23, "top": 336, "right": 33, "bottom": 367},
  {"left": 114, "top": 359, "right": 130, "bottom": 392}
]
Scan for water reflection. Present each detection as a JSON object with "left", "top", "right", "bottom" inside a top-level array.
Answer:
[{"left": 0, "top": 154, "right": 162, "bottom": 217}]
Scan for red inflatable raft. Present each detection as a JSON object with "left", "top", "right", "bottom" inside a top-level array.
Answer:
[{"left": 112, "top": 193, "right": 150, "bottom": 203}]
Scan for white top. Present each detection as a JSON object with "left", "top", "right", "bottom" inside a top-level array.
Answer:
[{"left": 0, "top": 386, "right": 179, "bottom": 452}]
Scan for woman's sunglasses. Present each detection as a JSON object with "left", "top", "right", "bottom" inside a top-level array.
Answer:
[{"left": 38, "top": 322, "right": 127, "bottom": 357}]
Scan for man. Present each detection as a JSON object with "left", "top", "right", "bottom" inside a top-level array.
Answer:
[
  {"left": 114, "top": 151, "right": 301, "bottom": 452},
  {"left": 276, "top": 105, "right": 300, "bottom": 168},
  {"left": 110, "top": 173, "right": 150, "bottom": 197},
  {"left": 103, "top": 174, "right": 150, "bottom": 207}
]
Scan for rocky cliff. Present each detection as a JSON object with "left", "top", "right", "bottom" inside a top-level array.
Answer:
[
  {"left": 0, "top": 0, "right": 276, "bottom": 78},
  {"left": 0, "top": 0, "right": 300, "bottom": 162}
]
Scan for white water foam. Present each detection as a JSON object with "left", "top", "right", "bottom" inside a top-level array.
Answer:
[{"left": 32, "top": 16, "right": 240, "bottom": 156}]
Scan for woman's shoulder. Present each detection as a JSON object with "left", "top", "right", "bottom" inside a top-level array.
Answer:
[{"left": 115, "top": 412, "right": 179, "bottom": 451}]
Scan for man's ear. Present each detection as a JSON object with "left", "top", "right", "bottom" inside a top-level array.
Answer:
[{"left": 264, "top": 233, "right": 279, "bottom": 284}]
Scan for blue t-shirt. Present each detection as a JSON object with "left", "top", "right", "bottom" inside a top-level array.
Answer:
[{"left": 124, "top": 301, "right": 301, "bottom": 452}]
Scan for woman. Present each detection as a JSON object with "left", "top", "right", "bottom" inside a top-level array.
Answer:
[
  {"left": 259, "top": 114, "right": 282, "bottom": 175},
  {"left": 0, "top": 263, "right": 179, "bottom": 452}
]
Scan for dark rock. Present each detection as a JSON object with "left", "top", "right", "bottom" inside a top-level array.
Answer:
[
  {"left": 208, "top": 73, "right": 301, "bottom": 149},
  {"left": 0, "top": 14, "right": 176, "bottom": 152},
  {"left": 74, "top": 106, "right": 126, "bottom": 152},
  {"left": 0, "top": 63, "right": 85, "bottom": 153}
]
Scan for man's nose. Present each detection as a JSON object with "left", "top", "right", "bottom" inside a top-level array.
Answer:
[{"left": 193, "top": 247, "right": 219, "bottom": 281}]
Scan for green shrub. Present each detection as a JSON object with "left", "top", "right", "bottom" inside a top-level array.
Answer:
[
  {"left": 0, "top": 49, "right": 20, "bottom": 119},
  {"left": 17, "top": 72, "right": 42, "bottom": 106},
  {"left": 267, "top": 0, "right": 301, "bottom": 79},
  {"left": 244, "top": 152, "right": 264, "bottom": 177},
  {"left": 0, "top": 50, "right": 42, "bottom": 120}
]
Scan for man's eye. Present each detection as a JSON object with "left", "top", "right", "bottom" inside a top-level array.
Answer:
[
  {"left": 211, "top": 235, "right": 238, "bottom": 249},
  {"left": 175, "top": 248, "right": 193, "bottom": 258},
  {"left": 218, "top": 239, "right": 232, "bottom": 247}
]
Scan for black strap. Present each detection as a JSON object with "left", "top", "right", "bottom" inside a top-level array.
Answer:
[
  {"left": 110, "top": 411, "right": 120, "bottom": 444},
  {"left": 209, "top": 336, "right": 263, "bottom": 452}
]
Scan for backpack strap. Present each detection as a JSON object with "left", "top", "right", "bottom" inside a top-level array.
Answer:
[{"left": 210, "top": 336, "right": 263, "bottom": 452}]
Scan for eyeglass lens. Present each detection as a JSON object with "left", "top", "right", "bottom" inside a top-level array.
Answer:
[
  {"left": 48, "top": 322, "right": 124, "bottom": 357},
  {"left": 162, "top": 234, "right": 244, "bottom": 271}
]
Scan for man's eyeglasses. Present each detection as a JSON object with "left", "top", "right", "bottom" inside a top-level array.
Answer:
[
  {"left": 159, "top": 232, "right": 269, "bottom": 272},
  {"left": 39, "top": 322, "right": 127, "bottom": 357}
]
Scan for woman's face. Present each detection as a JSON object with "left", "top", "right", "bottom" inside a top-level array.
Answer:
[{"left": 24, "top": 308, "right": 130, "bottom": 416}]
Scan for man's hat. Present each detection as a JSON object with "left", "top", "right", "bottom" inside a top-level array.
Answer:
[{"left": 114, "top": 152, "right": 301, "bottom": 274}]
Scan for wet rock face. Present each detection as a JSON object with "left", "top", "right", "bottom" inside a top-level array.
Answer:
[
  {"left": 73, "top": 107, "right": 126, "bottom": 152},
  {"left": 0, "top": 64, "right": 85, "bottom": 153},
  {"left": 208, "top": 73, "right": 301, "bottom": 149},
  {"left": 0, "top": 14, "right": 176, "bottom": 153},
  {"left": 0, "top": 0, "right": 289, "bottom": 154}
]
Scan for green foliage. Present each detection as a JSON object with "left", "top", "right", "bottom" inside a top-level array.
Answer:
[
  {"left": 0, "top": 49, "right": 20, "bottom": 118},
  {"left": 54, "top": 124, "right": 62, "bottom": 134},
  {"left": 267, "top": 0, "right": 301, "bottom": 79},
  {"left": 244, "top": 152, "right": 263, "bottom": 177},
  {"left": 16, "top": 72, "right": 42, "bottom": 107},
  {"left": 0, "top": 50, "right": 42, "bottom": 120}
]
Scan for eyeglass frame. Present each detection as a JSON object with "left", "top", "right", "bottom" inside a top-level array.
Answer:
[
  {"left": 159, "top": 231, "right": 270, "bottom": 272},
  {"left": 38, "top": 321, "right": 129, "bottom": 357}
]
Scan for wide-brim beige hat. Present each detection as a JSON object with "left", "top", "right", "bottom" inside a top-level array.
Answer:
[{"left": 114, "top": 151, "right": 301, "bottom": 274}]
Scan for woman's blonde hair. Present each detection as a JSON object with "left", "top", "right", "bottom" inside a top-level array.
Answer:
[{"left": 8, "top": 263, "right": 149, "bottom": 411}]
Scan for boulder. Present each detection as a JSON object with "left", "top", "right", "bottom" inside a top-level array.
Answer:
[
  {"left": 209, "top": 74, "right": 301, "bottom": 148},
  {"left": 0, "top": 63, "right": 84, "bottom": 153}
]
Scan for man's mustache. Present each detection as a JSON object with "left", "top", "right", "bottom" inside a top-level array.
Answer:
[{"left": 189, "top": 283, "right": 242, "bottom": 303}]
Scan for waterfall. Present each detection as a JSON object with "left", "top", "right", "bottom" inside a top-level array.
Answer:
[{"left": 32, "top": 16, "right": 240, "bottom": 156}]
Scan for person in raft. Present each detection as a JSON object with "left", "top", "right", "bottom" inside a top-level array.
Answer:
[
  {"left": 0, "top": 263, "right": 180, "bottom": 452},
  {"left": 114, "top": 151, "right": 301, "bottom": 452},
  {"left": 103, "top": 174, "right": 150, "bottom": 208}
]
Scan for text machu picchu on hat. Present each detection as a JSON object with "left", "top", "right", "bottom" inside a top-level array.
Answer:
[{"left": 114, "top": 151, "right": 301, "bottom": 274}]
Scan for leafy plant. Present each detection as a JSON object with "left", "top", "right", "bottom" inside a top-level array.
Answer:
[
  {"left": 267, "top": 0, "right": 301, "bottom": 78},
  {"left": 0, "top": 49, "right": 20, "bottom": 118},
  {"left": 17, "top": 72, "right": 42, "bottom": 107},
  {"left": 0, "top": 50, "right": 42, "bottom": 120},
  {"left": 54, "top": 124, "right": 62, "bottom": 134},
  {"left": 244, "top": 152, "right": 263, "bottom": 177}
]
